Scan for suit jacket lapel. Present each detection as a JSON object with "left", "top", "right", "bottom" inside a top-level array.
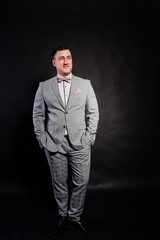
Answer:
[
  {"left": 67, "top": 75, "right": 77, "bottom": 110},
  {"left": 51, "top": 77, "right": 66, "bottom": 109}
]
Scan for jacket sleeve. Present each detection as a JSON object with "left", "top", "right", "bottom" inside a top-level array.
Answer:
[
  {"left": 85, "top": 81, "right": 99, "bottom": 144},
  {"left": 32, "top": 83, "right": 46, "bottom": 148}
]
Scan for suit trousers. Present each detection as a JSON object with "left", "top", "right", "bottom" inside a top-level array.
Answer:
[{"left": 44, "top": 136, "right": 91, "bottom": 222}]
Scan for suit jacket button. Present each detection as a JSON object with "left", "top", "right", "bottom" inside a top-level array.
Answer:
[
  {"left": 63, "top": 125, "right": 66, "bottom": 128},
  {"left": 65, "top": 111, "right": 68, "bottom": 114}
]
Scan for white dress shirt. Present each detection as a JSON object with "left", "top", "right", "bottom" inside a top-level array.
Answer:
[{"left": 57, "top": 73, "right": 72, "bottom": 106}]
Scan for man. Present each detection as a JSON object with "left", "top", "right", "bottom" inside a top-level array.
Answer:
[{"left": 33, "top": 46, "right": 99, "bottom": 234}]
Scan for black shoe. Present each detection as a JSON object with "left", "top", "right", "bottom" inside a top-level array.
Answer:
[
  {"left": 69, "top": 220, "right": 94, "bottom": 235},
  {"left": 53, "top": 215, "right": 67, "bottom": 234}
]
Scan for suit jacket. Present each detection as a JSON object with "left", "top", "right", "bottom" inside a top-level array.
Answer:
[{"left": 33, "top": 74, "right": 99, "bottom": 152}]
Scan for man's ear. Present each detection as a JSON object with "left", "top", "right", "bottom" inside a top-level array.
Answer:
[{"left": 52, "top": 59, "right": 56, "bottom": 67}]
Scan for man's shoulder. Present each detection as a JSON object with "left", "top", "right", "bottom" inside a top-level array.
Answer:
[
  {"left": 39, "top": 76, "right": 56, "bottom": 86},
  {"left": 73, "top": 75, "right": 90, "bottom": 84}
]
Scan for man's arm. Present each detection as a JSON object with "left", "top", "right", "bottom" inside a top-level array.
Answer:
[
  {"left": 32, "top": 83, "right": 46, "bottom": 148},
  {"left": 85, "top": 81, "right": 99, "bottom": 145}
]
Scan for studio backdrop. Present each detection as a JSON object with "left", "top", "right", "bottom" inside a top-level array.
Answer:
[{"left": 0, "top": 0, "right": 159, "bottom": 194}]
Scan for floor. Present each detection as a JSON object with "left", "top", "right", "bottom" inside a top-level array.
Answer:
[{"left": 0, "top": 189, "right": 159, "bottom": 240}]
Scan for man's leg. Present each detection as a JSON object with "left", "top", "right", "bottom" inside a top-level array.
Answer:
[
  {"left": 44, "top": 148, "right": 68, "bottom": 217},
  {"left": 67, "top": 144, "right": 91, "bottom": 222}
]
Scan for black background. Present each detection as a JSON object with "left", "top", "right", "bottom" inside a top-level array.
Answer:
[{"left": 0, "top": 0, "right": 159, "bottom": 195}]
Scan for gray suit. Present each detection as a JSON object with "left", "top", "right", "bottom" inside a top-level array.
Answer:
[{"left": 33, "top": 74, "right": 99, "bottom": 221}]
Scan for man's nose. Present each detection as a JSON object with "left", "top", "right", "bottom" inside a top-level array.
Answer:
[{"left": 64, "top": 58, "right": 68, "bottom": 64}]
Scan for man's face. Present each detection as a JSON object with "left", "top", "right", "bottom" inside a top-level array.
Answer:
[{"left": 52, "top": 49, "right": 73, "bottom": 77}]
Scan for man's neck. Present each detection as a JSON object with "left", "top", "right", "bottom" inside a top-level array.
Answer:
[{"left": 57, "top": 73, "right": 72, "bottom": 78}]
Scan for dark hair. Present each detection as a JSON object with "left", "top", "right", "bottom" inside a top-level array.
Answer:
[{"left": 52, "top": 46, "right": 71, "bottom": 59}]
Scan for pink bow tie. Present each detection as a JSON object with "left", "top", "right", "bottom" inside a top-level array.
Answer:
[{"left": 57, "top": 76, "right": 71, "bottom": 83}]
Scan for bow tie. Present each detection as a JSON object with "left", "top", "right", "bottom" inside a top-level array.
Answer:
[{"left": 57, "top": 76, "right": 71, "bottom": 83}]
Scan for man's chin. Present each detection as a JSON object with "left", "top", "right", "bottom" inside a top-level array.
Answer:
[{"left": 62, "top": 70, "right": 71, "bottom": 76}]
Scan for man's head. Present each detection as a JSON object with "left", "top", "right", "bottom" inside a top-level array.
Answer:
[{"left": 52, "top": 46, "right": 72, "bottom": 77}]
